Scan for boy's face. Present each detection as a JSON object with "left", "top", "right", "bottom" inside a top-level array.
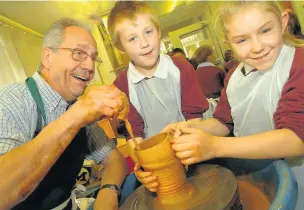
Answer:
[
  {"left": 118, "top": 14, "right": 161, "bottom": 71},
  {"left": 226, "top": 7, "right": 288, "bottom": 71}
]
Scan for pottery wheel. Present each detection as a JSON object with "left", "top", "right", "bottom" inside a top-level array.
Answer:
[{"left": 120, "top": 164, "right": 242, "bottom": 210}]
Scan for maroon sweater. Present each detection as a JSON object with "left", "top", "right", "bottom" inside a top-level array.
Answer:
[
  {"left": 114, "top": 56, "right": 209, "bottom": 138},
  {"left": 224, "top": 61, "right": 239, "bottom": 73},
  {"left": 214, "top": 48, "right": 304, "bottom": 141},
  {"left": 196, "top": 66, "right": 226, "bottom": 99}
]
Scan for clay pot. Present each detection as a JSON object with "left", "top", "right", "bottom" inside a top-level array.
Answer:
[{"left": 134, "top": 132, "right": 195, "bottom": 206}]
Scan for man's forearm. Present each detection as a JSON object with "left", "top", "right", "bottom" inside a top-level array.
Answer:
[
  {"left": 100, "top": 149, "right": 127, "bottom": 187},
  {"left": 216, "top": 129, "right": 304, "bottom": 159},
  {"left": 94, "top": 149, "right": 127, "bottom": 209},
  {"left": 0, "top": 110, "right": 82, "bottom": 209},
  {"left": 189, "top": 118, "right": 230, "bottom": 137}
]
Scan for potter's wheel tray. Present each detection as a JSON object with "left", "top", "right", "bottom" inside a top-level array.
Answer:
[{"left": 120, "top": 165, "right": 242, "bottom": 210}]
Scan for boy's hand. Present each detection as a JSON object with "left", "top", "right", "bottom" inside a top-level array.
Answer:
[
  {"left": 171, "top": 127, "right": 218, "bottom": 165},
  {"left": 134, "top": 164, "right": 159, "bottom": 192}
]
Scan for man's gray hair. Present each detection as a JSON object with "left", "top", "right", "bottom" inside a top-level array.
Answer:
[{"left": 38, "top": 18, "right": 92, "bottom": 72}]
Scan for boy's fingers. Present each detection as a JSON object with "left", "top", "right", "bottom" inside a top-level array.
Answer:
[
  {"left": 142, "top": 176, "right": 157, "bottom": 184},
  {"left": 148, "top": 182, "right": 159, "bottom": 188},
  {"left": 135, "top": 171, "right": 153, "bottom": 179},
  {"left": 134, "top": 164, "right": 140, "bottom": 170},
  {"left": 148, "top": 188, "right": 157, "bottom": 192}
]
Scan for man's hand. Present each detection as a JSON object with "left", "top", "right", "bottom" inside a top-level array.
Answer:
[
  {"left": 94, "top": 189, "right": 118, "bottom": 210},
  {"left": 171, "top": 127, "right": 219, "bottom": 165},
  {"left": 72, "top": 85, "right": 123, "bottom": 127}
]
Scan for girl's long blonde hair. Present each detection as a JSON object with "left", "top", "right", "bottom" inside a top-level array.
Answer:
[{"left": 214, "top": 1, "right": 304, "bottom": 47}]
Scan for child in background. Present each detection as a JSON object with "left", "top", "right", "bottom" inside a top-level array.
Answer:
[
  {"left": 223, "top": 49, "right": 238, "bottom": 73},
  {"left": 109, "top": 1, "right": 208, "bottom": 140},
  {"left": 195, "top": 45, "right": 226, "bottom": 99},
  {"left": 287, "top": 9, "right": 304, "bottom": 39},
  {"left": 169, "top": 48, "right": 188, "bottom": 60},
  {"left": 136, "top": 2, "right": 304, "bottom": 209},
  {"left": 195, "top": 45, "right": 226, "bottom": 119}
]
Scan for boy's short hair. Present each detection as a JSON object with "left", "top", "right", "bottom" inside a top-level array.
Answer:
[
  {"left": 108, "top": 1, "right": 160, "bottom": 49},
  {"left": 171, "top": 48, "right": 186, "bottom": 56}
]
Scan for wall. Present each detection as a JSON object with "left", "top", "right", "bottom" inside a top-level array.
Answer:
[
  {"left": 91, "top": 24, "right": 117, "bottom": 85},
  {"left": 10, "top": 30, "right": 43, "bottom": 77},
  {"left": 159, "top": 1, "right": 209, "bottom": 39},
  {"left": 0, "top": 16, "right": 42, "bottom": 80}
]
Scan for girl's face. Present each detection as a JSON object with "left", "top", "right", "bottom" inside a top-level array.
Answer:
[{"left": 226, "top": 6, "right": 288, "bottom": 71}]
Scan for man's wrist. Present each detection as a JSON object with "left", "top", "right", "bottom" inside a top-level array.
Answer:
[
  {"left": 66, "top": 102, "right": 87, "bottom": 128},
  {"left": 100, "top": 184, "right": 121, "bottom": 196}
]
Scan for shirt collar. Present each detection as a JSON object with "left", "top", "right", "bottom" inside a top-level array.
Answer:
[
  {"left": 241, "top": 63, "right": 257, "bottom": 76},
  {"left": 129, "top": 54, "right": 170, "bottom": 84},
  {"left": 197, "top": 62, "right": 215, "bottom": 69},
  {"left": 32, "top": 72, "right": 69, "bottom": 111}
]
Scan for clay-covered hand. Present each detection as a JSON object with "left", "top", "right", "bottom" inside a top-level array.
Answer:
[
  {"left": 171, "top": 127, "right": 218, "bottom": 165},
  {"left": 72, "top": 85, "right": 123, "bottom": 127},
  {"left": 134, "top": 164, "right": 159, "bottom": 192}
]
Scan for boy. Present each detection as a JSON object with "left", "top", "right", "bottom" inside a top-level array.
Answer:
[{"left": 109, "top": 1, "right": 208, "bottom": 139}]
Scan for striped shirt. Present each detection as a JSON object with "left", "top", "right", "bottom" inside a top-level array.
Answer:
[{"left": 0, "top": 72, "right": 116, "bottom": 163}]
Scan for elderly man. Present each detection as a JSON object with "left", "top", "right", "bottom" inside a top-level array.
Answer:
[{"left": 0, "top": 18, "right": 127, "bottom": 210}]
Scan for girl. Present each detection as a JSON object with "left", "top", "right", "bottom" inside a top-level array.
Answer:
[{"left": 135, "top": 1, "right": 304, "bottom": 209}]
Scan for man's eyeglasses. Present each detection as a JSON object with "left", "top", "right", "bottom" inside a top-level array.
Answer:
[{"left": 49, "top": 47, "right": 102, "bottom": 69}]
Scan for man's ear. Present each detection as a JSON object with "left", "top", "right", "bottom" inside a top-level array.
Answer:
[
  {"left": 281, "top": 11, "right": 289, "bottom": 33},
  {"left": 41, "top": 47, "right": 52, "bottom": 70}
]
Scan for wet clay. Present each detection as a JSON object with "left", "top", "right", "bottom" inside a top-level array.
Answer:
[
  {"left": 120, "top": 132, "right": 242, "bottom": 210},
  {"left": 237, "top": 181, "right": 270, "bottom": 210},
  {"left": 117, "top": 92, "right": 135, "bottom": 140},
  {"left": 124, "top": 120, "right": 135, "bottom": 140}
]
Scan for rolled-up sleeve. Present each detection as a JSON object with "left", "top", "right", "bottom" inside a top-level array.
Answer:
[
  {"left": 274, "top": 64, "right": 304, "bottom": 141},
  {"left": 86, "top": 122, "right": 117, "bottom": 163},
  {"left": 0, "top": 101, "right": 26, "bottom": 155},
  {"left": 213, "top": 69, "right": 235, "bottom": 133}
]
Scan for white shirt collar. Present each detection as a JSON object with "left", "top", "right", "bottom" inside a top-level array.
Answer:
[
  {"left": 243, "top": 63, "right": 256, "bottom": 74},
  {"left": 129, "top": 54, "right": 170, "bottom": 84},
  {"left": 197, "top": 62, "right": 214, "bottom": 69}
]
